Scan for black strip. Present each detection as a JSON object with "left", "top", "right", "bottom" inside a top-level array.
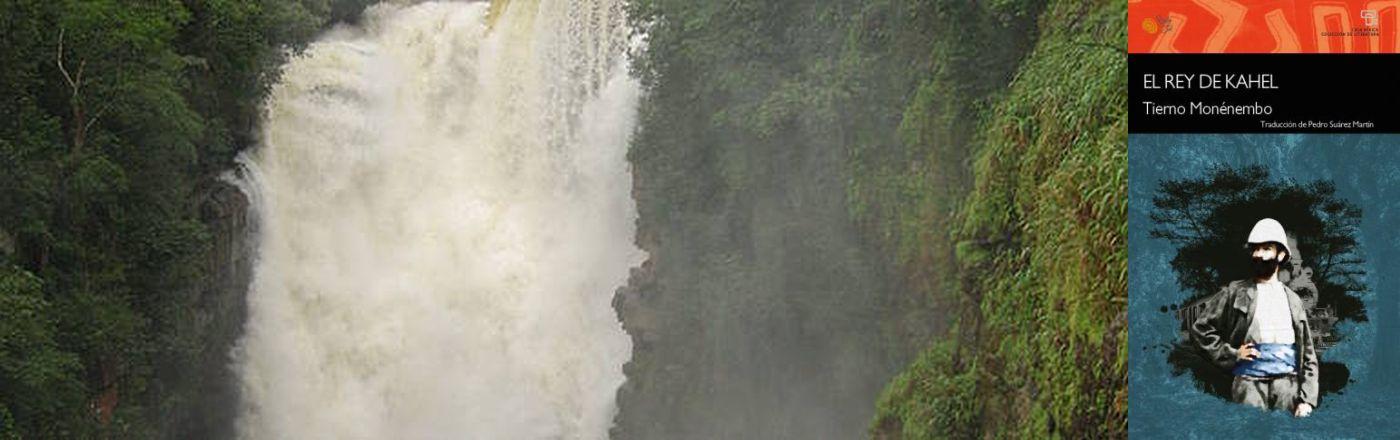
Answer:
[{"left": 1129, "top": 54, "right": 1400, "bottom": 133}]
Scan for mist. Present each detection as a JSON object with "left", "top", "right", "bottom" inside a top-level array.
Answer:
[{"left": 232, "top": 2, "right": 641, "bottom": 437}]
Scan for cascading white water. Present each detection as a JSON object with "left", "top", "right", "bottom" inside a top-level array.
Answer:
[{"left": 231, "top": 1, "right": 643, "bottom": 438}]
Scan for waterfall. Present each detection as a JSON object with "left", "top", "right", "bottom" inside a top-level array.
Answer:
[{"left": 231, "top": 1, "right": 643, "bottom": 438}]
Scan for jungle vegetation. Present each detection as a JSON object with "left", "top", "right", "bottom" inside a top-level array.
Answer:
[
  {"left": 621, "top": 0, "right": 1126, "bottom": 438},
  {"left": 0, "top": 1, "right": 371, "bottom": 437}
]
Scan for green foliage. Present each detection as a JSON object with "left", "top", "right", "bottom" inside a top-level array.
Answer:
[
  {"left": 0, "top": 0, "right": 370, "bottom": 436},
  {"left": 622, "top": 0, "right": 1125, "bottom": 437},
  {"left": 843, "top": 0, "right": 1040, "bottom": 301},
  {"left": 869, "top": 0, "right": 1127, "bottom": 438},
  {"left": 0, "top": 265, "right": 85, "bottom": 436},
  {"left": 872, "top": 340, "right": 980, "bottom": 439},
  {"left": 617, "top": 1, "right": 955, "bottom": 437}
]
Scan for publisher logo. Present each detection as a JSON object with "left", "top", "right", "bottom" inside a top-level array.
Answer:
[
  {"left": 1362, "top": 10, "right": 1378, "bottom": 27},
  {"left": 1321, "top": 10, "right": 1380, "bottom": 37}
]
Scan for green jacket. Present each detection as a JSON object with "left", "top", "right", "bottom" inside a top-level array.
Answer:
[{"left": 1188, "top": 279, "right": 1320, "bottom": 407}]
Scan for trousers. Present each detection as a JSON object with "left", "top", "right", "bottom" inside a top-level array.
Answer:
[{"left": 1231, "top": 374, "right": 1298, "bottom": 412}]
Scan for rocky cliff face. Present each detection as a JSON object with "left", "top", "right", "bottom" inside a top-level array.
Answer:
[
  {"left": 611, "top": 121, "right": 936, "bottom": 439},
  {"left": 156, "top": 179, "right": 253, "bottom": 439}
]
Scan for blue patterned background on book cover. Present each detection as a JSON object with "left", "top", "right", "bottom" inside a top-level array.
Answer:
[{"left": 1130, "top": 134, "right": 1400, "bottom": 438}]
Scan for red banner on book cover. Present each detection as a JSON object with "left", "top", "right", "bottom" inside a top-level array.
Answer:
[{"left": 1129, "top": 0, "right": 1400, "bottom": 53}]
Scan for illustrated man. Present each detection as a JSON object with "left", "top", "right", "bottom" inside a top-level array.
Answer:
[{"left": 1190, "top": 218, "right": 1319, "bottom": 417}]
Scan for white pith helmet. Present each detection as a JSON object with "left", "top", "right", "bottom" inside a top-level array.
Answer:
[{"left": 1245, "top": 218, "right": 1291, "bottom": 262}]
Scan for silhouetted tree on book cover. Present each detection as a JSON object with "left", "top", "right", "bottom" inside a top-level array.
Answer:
[{"left": 1149, "top": 164, "right": 1365, "bottom": 398}]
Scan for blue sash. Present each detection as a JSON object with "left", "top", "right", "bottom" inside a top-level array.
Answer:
[{"left": 1232, "top": 343, "right": 1297, "bottom": 377}]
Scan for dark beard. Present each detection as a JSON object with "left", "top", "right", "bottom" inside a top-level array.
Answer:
[{"left": 1251, "top": 257, "right": 1280, "bottom": 278}]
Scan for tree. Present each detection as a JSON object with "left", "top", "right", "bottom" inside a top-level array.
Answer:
[
  {"left": 0, "top": 265, "right": 85, "bottom": 436},
  {"left": 2, "top": 0, "right": 372, "bottom": 435},
  {"left": 1149, "top": 164, "right": 1366, "bottom": 321}
]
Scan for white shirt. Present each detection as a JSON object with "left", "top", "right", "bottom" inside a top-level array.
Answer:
[{"left": 1250, "top": 280, "right": 1296, "bottom": 344}]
